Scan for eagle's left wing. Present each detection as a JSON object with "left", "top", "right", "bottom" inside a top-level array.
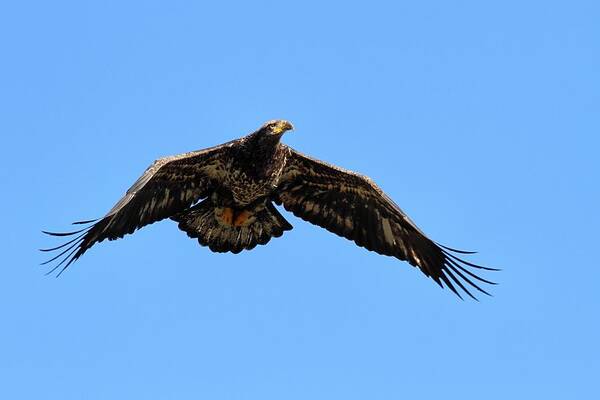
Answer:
[
  {"left": 41, "top": 140, "right": 237, "bottom": 275},
  {"left": 274, "top": 147, "right": 497, "bottom": 299}
]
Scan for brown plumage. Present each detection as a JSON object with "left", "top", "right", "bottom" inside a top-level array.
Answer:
[{"left": 42, "top": 120, "right": 497, "bottom": 299}]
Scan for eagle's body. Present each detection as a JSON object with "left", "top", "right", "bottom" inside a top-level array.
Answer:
[
  {"left": 43, "top": 120, "right": 496, "bottom": 299},
  {"left": 222, "top": 131, "right": 289, "bottom": 205}
]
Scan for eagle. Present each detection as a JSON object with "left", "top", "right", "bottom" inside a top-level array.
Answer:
[{"left": 42, "top": 120, "right": 496, "bottom": 299}]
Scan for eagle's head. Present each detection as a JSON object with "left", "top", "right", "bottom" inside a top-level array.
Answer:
[{"left": 260, "top": 120, "right": 294, "bottom": 136}]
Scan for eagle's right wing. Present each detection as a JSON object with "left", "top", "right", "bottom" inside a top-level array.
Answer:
[
  {"left": 275, "top": 147, "right": 497, "bottom": 299},
  {"left": 42, "top": 140, "right": 238, "bottom": 274}
]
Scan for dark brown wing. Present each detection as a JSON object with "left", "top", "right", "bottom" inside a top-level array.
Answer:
[
  {"left": 274, "top": 147, "right": 497, "bottom": 300},
  {"left": 41, "top": 140, "right": 238, "bottom": 275}
]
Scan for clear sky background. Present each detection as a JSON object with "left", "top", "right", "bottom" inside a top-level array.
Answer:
[{"left": 1, "top": 1, "right": 598, "bottom": 399}]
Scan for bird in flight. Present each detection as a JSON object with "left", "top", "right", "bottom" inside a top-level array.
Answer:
[{"left": 42, "top": 120, "right": 497, "bottom": 299}]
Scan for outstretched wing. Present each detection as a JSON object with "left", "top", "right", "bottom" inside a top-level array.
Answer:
[
  {"left": 274, "top": 147, "right": 497, "bottom": 299},
  {"left": 42, "top": 140, "right": 237, "bottom": 275}
]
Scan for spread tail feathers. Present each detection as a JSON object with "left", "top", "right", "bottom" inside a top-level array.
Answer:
[{"left": 171, "top": 199, "right": 293, "bottom": 253}]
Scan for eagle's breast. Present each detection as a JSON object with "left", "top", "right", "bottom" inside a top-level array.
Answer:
[{"left": 223, "top": 145, "right": 288, "bottom": 206}]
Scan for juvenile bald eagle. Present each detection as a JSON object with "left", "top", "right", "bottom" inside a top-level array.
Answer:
[{"left": 42, "top": 120, "right": 496, "bottom": 299}]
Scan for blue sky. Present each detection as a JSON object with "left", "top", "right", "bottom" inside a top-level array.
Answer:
[{"left": 1, "top": 1, "right": 598, "bottom": 398}]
